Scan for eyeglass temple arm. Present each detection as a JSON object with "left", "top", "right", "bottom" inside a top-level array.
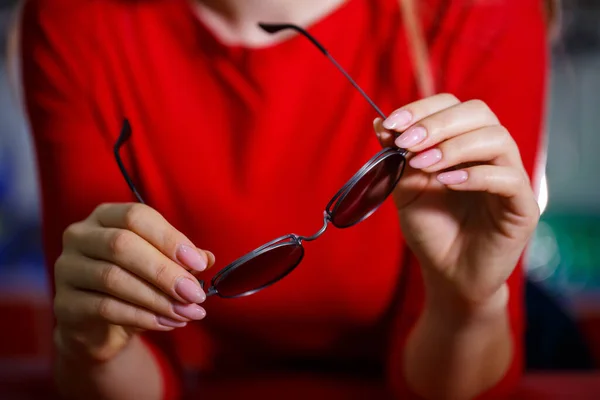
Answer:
[
  {"left": 116, "top": 26, "right": 388, "bottom": 203},
  {"left": 114, "top": 118, "right": 146, "bottom": 204},
  {"left": 258, "top": 23, "right": 387, "bottom": 120}
]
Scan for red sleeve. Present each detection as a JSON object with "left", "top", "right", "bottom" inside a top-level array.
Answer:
[
  {"left": 387, "top": 1, "right": 549, "bottom": 398},
  {"left": 20, "top": 1, "right": 180, "bottom": 398}
]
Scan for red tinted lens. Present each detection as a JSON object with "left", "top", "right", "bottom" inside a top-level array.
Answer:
[
  {"left": 331, "top": 153, "right": 404, "bottom": 228},
  {"left": 214, "top": 243, "right": 304, "bottom": 297}
]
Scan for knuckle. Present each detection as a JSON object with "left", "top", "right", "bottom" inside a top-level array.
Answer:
[
  {"left": 531, "top": 203, "right": 541, "bottom": 225},
  {"left": 494, "top": 125, "right": 512, "bottom": 146},
  {"left": 426, "top": 113, "right": 451, "bottom": 137},
  {"left": 160, "top": 232, "right": 179, "bottom": 257},
  {"left": 94, "top": 202, "right": 111, "bottom": 215},
  {"left": 54, "top": 291, "right": 79, "bottom": 325},
  {"left": 529, "top": 205, "right": 541, "bottom": 224},
  {"left": 149, "top": 290, "right": 168, "bottom": 314},
  {"left": 522, "top": 201, "right": 541, "bottom": 235},
  {"left": 54, "top": 254, "right": 69, "bottom": 282},
  {"left": 494, "top": 124, "right": 509, "bottom": 137},
  {"left": 498, "top": 125, "right": 515, "bottom": 144},
  {"left": 494, "top": 126, "right": 521, "bottom": 162},
  {"left": 53, "top": 293, "right": 68, "bottom": 320},
  {"left": 517, "top": 170, "right": 531, "bottom": 188},
  {"left": 466, "top": 98, "right": 487, "bottom": 109},
  {"left": 437, "top": 93, "right": 460, "bottom": 104},
  {"left": 108, "top": 229, "right": 135, "bottom": 258},
  {"left": 468, "top": 99, "right": 498, "bottom": 122},
  {"left": 93, "top": 203, "right": 118, "bottom": 221},
  {"left": 62, "top": 222, "right": 84, "bottom": 247},
  {"left": 153, "top": 262, "right": 172, "bottom": 288},
  {"left": 97, "top": 297, "right": 115, "bottom": 321},
  {"left": 132, "top": 306, "right": 152, "bottom": 329},
  {"left": 100, "top": 264, "right": 124, "bottom": 291},
  {"left": 122, "top": 203, "right": 149, "bottom": 232}
]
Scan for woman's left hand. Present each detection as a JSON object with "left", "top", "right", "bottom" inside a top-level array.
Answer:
[{"left": 375, "top": 93, "right": 540, "bottom": 313}]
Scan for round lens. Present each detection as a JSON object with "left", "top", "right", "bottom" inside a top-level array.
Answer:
[
  {"left": 331, "top": 152, "right": 405, "bottom": 228},
  {"left": 213, "top": 242, "right": 304, "bottom": 298}
]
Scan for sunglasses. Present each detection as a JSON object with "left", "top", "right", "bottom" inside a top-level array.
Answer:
[{"left": 114, "top": 23, "right": 407, "bottom": 299}]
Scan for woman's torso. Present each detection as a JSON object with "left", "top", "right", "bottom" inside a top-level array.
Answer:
[{"left": 77, "top": 0, "right": 425, "bottom": 370}]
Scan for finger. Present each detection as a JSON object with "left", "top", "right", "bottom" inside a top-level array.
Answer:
[
  {"left": 92, "top": 203, "right": 211, "bottom": 272},
  {"left": 204, "top": 249, "right": 216, "bottom": 269},
  {"left": 407, "top": 125, "right": 522, "bottom": 173},
  {"left": 436, "top": 165, "right": 540, "bottom": 221},
  {"left": 382, "top": 93, "right": 461, "bottom": 132},
  {"left": 392, "top": 99, "right": 500, "bottom": 152},
  {"left": 69, "top": 225, "right": 206, "bottom": 304},
  {"left": 57, "top": 254, "right": 206, "bottom": 322},
  {"left": 54, "top": 288, "right": 187, "bottom": 331},
  {"left": 191, "top": 249, "right": 216, "bottom": 279},
  {"left": 374, "top": 118, "right": 392, "bottom": 147}
]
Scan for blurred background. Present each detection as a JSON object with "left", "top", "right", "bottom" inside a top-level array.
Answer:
[{"left": 0, "top": 0, "right": 599, "bottom": 396}]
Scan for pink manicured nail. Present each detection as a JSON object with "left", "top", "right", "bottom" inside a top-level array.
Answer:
[
  {"left": 157, "top": 316, "right": 187, "bottom": 328},
  {"left": 177, "top": 244, "right": 207, "bottom": 271},
  {"left": 409, "top": 148, "right": 442, "bottom": 169},
  {"left": 175, "top": 278, "right": 206, "bottom": 303},
  {"left": 173, "top": 303, "right": 206, "bottom": 320},
  {"left": 383, "top": 110, "right": 413, "bottom": 130},
  {"left": 437, "top": 170, "right": 469, "bottom": 185},
  {"left": 395, "top": 126, "right": 427, "bottom": 148}
]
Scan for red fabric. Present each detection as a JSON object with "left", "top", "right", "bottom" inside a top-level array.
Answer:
[
  {"left": 3, "top": 371, "right": 600, "bottom": 400},
  {"left": 515, "top": 374, "right": 600, "bottom": 400},
  {"left": 20, "top": 0, "right": 548, "bottom": 398}
]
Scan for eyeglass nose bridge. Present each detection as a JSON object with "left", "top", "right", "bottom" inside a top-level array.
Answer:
[{"left": 296, "top": 212, "right": 331, "bottom": 242}]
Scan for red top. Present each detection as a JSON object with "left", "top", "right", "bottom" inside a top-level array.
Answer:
[{"left": 20, "top": 0, "right": 548, "bottom": 398}]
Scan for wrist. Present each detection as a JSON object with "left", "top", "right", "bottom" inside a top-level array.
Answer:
[
  {"left": 55, "top": 323, "right": 134, "bottom": 365},
  {"left": 424, "top": 283, "right": 509, "bottom": 326}
]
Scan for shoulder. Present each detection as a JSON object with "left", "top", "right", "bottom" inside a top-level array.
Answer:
[
  {"left": 20, "top": 0, "right": 100, "bottom": 96},
  {"left": 21, "top": 0, "right": 177, "bottom": 55},
  {"left": 23, "top": 0, "right": 100, "bottom": 27},
  {"left": 21, "top": 0, "right": 173, "bottom": 19},
  {"left": 21, "top": 0, "right": 160, "bottom": 14},
  {"left": 21, "top": 0, "right": 104, "bottom": 59},
  {"left": 21, "top": 0, "right": 172, "bottom": 40},
  {"left": 20, "top": 0, "right": 163, "bottom": 81},
  {"left": 421, "top": 0, "right": 547, "bottom": 75},
  {"left": 421, "top": 0, "right": 545, "bottom": 19},
  {"left": 418, "top": 0, "right": 546, "bottom": 40}
]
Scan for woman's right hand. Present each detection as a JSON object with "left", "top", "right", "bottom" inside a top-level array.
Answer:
[{"left": 53, "top": 203, "right": 214, "bottom": 362}]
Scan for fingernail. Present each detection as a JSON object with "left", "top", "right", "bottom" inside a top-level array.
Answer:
[
  {"left": 409, "top": 148, "right": 442, "bottom": 169},
  {"left": 173, "top": 303, "right": 206, "bottom": 320},
  {"left": 157, "top": 316, "right": 188, "bottom": 328},
  {"left": 437, "top": 170, "right": 469, "bottom": 185},
  {"left": 176, "top": 244, "right": 207, "bottom": 271},
  {"left": 395, "top": 126, "right": 427, "bottom": 148},
  {"left": 175, "top": 278, "right": 206, "bottom": 303},
  {"left": 383, "top": 110, "right": 412, "bottom": 130}
]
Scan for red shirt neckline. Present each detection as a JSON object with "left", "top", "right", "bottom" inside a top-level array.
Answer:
[{"left": 177, "top": 0, "right": 368, "bottom": 58}]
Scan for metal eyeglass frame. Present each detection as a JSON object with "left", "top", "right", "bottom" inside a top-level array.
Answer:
[{"left": 113, "top": 22, "right": 408, "bottom": 299}]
